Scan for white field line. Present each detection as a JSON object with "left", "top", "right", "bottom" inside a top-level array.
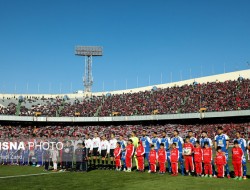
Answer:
[{"left": 0, "top": 171, "right": 68, "bottom": 179}]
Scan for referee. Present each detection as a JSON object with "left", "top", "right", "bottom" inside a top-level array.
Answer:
[
  {"left": 92, "top": 132, "right": 100, "bottom": 169},
  {"left": 84, "top": 134, "right": 93, "bottom": 169},
  {"left": 99, "top": 135, "right": 110, "bottom": 170}
]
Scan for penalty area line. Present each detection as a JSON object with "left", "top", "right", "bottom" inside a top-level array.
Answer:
[{"left": 0, "top": 172, "right": 68, "bottom": 179}]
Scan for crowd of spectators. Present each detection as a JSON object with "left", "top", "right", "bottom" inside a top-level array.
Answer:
[
  {"left": 0, "top": 103, "right": 17, "bottom": 115},
  {"left": 1, "top": 122, "right": 249, "bottom": 143},
  {"left": 60, "top": 96, "right": 103, "bottom": 117},
  {"left": 19, "top": 98, "right": 63, "bottom": 117},
  {"left": 100, "top": 79, "right": 250, "bottom": 116},
  {"left": 0, "top": 79, "right": 249, "bottom": 117}
]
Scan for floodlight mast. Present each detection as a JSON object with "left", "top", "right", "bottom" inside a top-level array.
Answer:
[{"left": 75, "top": 46, "right": 103, "bottom": 92}]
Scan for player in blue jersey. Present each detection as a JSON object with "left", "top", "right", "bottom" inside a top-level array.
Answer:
[
  {"left": 170, "top": 130, "right": 184, "bottom": 175},
  {"left": 200, "top": 131, "right": 215, "bottom": 176},
  {"left": 200, "top": 131, "right": 213, "bottom": 148},
  {"left": 234, "top": 131, "right": 247, "bottom": 179},
  {"left": 140, "top": 130, "right": 152, "bottom": 171},
  {"left": 151, "top": 132, "right": 161, "bottom": 151},
  {"left": 118, "top": 134, "right": 127, "bottom": 171},
  {"left": 161, "top": 131, "right": 171, "bottom": 173},
  {"left": 214, "top": 127, "right": 230, "bottom": 178},
  {"left": 188, "top": 131, "right": 197, "bottom": 146}
]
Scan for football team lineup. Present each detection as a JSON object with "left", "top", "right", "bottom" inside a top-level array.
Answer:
[{"left": 1, "top": 127, "right": 249, "bottom": 181}]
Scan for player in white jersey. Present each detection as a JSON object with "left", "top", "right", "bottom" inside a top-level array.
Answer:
[
  {"left": 84, "top": 134, "right": 93, "bottom": 168},
  {"left": 92, "top": 132, "right": 101, "bottom": 169},
  {"left": 98, "top": 134, "right": 110, "bottom": 170},
  {"left": 109, "top": 133, "right": 117, "bottom": 170}
]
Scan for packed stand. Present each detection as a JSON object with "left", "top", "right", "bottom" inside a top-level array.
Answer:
[
  {"left": 0, "top": 79, "right": 249, "bottom": 117},
  {"left": 60, "top": 96, "right": 103, "bottom": 117},
  {"left": 100, "top": 79, "right": 250, "bottom": 116}
]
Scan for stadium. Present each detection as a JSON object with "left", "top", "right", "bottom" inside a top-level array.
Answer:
[
  {"left": 1, "top": 69, "right": 250, "bottom": 189},
  {"left": 1, "top": 1, "right": 250, "bottom": 190}
]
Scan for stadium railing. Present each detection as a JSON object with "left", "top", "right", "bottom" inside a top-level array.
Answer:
[{"left": 0, "top": 110, "right": 249, "bottom": 123}]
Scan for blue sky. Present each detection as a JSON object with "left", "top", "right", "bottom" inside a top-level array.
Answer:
[{"left": 0, "top": 0, "right": 250, "bottom": 94}]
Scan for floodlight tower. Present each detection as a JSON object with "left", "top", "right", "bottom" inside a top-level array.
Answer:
[{"left": 75, "top": 46, "right": 103, "bottom": 92}]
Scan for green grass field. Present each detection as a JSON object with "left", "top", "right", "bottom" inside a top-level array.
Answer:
[{"left": 0, "top": 161, "right": 250, "bottom": 190}]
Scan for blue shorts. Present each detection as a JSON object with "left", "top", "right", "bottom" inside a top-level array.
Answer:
[
  {"left": 166, "top": 151, "right": 170, "bottom": 161},
  {"left": 242, "top": 155, "right": 246, "bottom": 165},
  {"left": 144, "top": 153, "right": 150, "bottom": 161},
  {"left": 224, "top": 152, "right": 229, "bottom": 161},
  {"left": 179, "top": 153, "right": 183, "bottom": 163},
  {"left": 121, "top": 152, "right": 126, "bottom": 160}
]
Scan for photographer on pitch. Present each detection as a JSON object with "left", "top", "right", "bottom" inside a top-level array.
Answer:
[
  {"left": 75, "top": 142, "right": 88, "bottom": 172},
  {"left": 61, "top": 141, "right": 74, "bottom": 171}
]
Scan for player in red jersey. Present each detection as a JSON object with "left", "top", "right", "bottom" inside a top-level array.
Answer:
[
  {"left": 149, "top": 145, "right": 158, "bottom": 173},
  {"left": 193, "top": 141, "right": 203, "bottom": 177},
  {"left": 232, "top": 140, "right": 244, "bottom": 180},
  {"left": 158, "top": 143, "right": 167, "bottom": 174},
  {"left": 114, "top": 142, "right": 122, "bottom": 171},
  {"left": 214, "top": 146, "right": 227, "bottom": 178},
  {"left": 183, "top": 136, "right": 194, "bottom": 175},
  {"left": 170, "top": 143, "right": 179, "bottom": 176},
  {"left": 125, "top": 139, "right": 134, "bottom": 172},
  {"left": 135, "top": 141, "right": 145, "bottom": 172},
  {"left": 203, "top": 142, "right": 213, "bottom": 177}
]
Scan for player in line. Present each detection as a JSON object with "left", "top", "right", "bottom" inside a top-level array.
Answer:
[
  {"left": 193, "top": 141, "right": 203, "bottom": 177},
  {"left": 92, "top": 132, "right": 101, "bottom": 169},
  {"left": 200, "top": 130, "right": 215, "bottom": 176},
  {"left": 233, "top": 131, "right": 247, "bottom": 179},
  {"left": 135, "top": 141, "right": 145, "bottom": 172},
  {"left": 140, "top": 130, "right": 152, "bottom": 171},
  {"left": 98, "top": 135, "right": 110, "bottom": 170},
  {"left": 84, "top": 134, "right": 93, "bottom": 170},
  {"left": 203, "top": 142, "right": 213, "bottom": 177},
  {"left": 170, "top": 143, "right": 179, "bottom": 176},
  {"left": 130, "top": 131, "right": 139, "bottom": 171},
  {"left": 214, "top": 127, "right": 230, "bottom": 178},
  {"left": 125, "top": 139, "right": 134, "bottom": 172},
  {"left": 109, "top": 133, "right": 117, "bottom": 170},
  {"left": 161, "top": 131, "right": 171, "bottom": 173},
  {"left": 171, "top": 130, "right": 185, "bottom": 175},
  {"left": 231, "top": 140, "right": 243, "bottom": 180},
  {"left": 114, "top": 142, "right": 122, "bottom": 171},
  {"left": 182, "top": 136, "right": 195, "bottom": 176},
  {"left": 118, "top": 134, "right": 127, "bottom": 171}
]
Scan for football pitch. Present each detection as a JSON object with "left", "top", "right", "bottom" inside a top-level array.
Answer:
[{"left": 0, "top": 164, "right": 250, "bottom": 190}]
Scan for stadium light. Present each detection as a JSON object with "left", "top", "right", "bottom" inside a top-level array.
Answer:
[{"left": 75, "top": 46, "right": 103, "bottom": 93}]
